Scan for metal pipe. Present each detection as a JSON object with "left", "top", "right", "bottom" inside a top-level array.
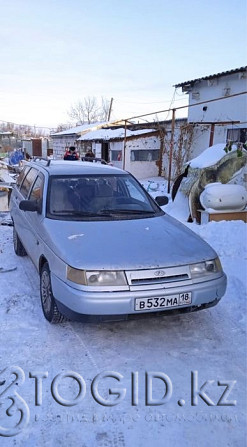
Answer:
[{"left": 167, "top": 109, "right": 176, "bottom": 194}]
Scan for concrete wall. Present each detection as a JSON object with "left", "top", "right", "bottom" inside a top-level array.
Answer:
[
  {"left": 42, "top": 139, "right": 50, "bottom": 158},
  {"left": 188, "top": 72, "right": 246, "bottom": 123},
  {"left": 190, "top": 125, "right": 228, "bottom": 158},
  {"left": 52, "top": 135, "right": 79, "bottom": 159}
]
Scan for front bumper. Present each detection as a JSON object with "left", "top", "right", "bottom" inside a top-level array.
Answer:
[{"left": 51, "top": 272, "right": 227, "bottom": 321}]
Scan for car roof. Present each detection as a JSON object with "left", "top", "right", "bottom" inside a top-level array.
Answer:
[{"left": 28, "top": 160, "right": 125, "bottom": 176}]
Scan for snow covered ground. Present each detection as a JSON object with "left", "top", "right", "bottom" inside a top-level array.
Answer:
[{"left": 0, "top": 178, "right": 246, "bottom": 446}]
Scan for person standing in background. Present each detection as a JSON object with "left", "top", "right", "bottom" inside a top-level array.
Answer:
[
  {"left": 85, "top": 150, "right": 95, "bottom": 158},
  {"left": 63, "top": 146, "right": 79, "bottom": 161}
]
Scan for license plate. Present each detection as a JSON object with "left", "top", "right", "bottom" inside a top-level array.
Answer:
[{"left": 135, "top": 293, "right": 192, "bottom": 311}]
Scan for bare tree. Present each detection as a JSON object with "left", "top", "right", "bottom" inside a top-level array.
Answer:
[
  {"left": 68, "top": 101, "right": 86, "bottom": 125},
  {"left": 84, "top": 96, "right": 98, "bottom": 123},
  {"left": 68, "top": 96, "right": 112, "bottom": 125},
  {"left": 99, "top": 97, "right": 113, "bottom": 121},
  {"left": 162, "top": 123, "right": 195, "bottom": 180}
]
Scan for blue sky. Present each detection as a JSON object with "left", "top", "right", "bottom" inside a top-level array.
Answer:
[{"left": 1, "top": 0, "right": 246, "bottom": 128}]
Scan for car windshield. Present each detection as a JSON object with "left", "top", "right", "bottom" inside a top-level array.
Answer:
[{"left": 47, "top": 174, "right": 163, "bottom": 221}]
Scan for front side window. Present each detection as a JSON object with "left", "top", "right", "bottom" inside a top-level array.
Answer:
[
  {"left": 47, "top": 174, "right": 163, "bottom": 221},
  {"left": 29, "top": 174, "right": 44, "bottom": 201}
]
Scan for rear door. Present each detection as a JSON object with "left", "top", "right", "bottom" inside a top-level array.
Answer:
[
  {"left": 11, "top": 165, "right": 33, "bottom": 229},
  {"left": 12, "top": 167, "right": 41, "bottom": 260},
  {"left": 21, "top": 173, "right": 45, "bottom": 268}
]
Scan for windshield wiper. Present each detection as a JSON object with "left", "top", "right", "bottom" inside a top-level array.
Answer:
[
  {"left": 52, "top": 210, "right": 104, "bottom": 217},
  {"left": 98, "top": 209, "right": 156, "bottom": 215},
  {"left": 52, "top": 209, "right": 156, "bottom": 218}
]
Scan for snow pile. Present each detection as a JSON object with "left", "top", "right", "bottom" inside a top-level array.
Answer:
[
  {"left": 191, "top": 219, "right": 247, "bottom": 260},
  {"left": 0, "top": 218, "right": 246, "bottom": 446},
  {"left": 187, "top": 143, "right": 238, "bottom": 168},
  {"left": 188, "top": 220, "right": 247, "bottom": 328},
  {"left": 141, "top": 177, "right": 169, "bottom": 197},
  {"left": 141, "top": 177, "right": 190, "bottom": 221}
]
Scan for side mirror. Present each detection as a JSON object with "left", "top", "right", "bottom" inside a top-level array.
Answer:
[
  {"left": 19, "top": 200, "right": 42, "bottom": 213},
  {"left": 155, "top": 195, "right": 169, "bottom": 207}
]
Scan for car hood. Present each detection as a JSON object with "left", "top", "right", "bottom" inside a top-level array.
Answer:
[{"left": 42, "top": 214, "right": 217, "bottom": 270}]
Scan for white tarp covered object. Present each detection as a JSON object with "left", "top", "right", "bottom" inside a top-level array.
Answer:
[{"left": 170, "top": 144, "right": 247, "bottom": 222}]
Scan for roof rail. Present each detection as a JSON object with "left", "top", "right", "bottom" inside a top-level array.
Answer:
[{"left": 33, "top": 157, "right": 51, "bottom": 166}]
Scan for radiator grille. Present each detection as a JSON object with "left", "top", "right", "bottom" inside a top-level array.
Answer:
[
  {"left": 130, "top": 274, "right": 189, "bottom": 286},
  {"left": 126, "top": 266, "right": 191, "bottom": 288}
]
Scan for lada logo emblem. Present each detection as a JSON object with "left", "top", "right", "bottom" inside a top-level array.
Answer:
[{"left": 154, "top": 270, "right": 166, "bottom": 277}]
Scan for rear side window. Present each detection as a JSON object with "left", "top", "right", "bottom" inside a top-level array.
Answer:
[
  {"left": 16, "top": 166, "right": 31, "bottom": 188},
  {"left": 20, "top": 168, "right": 38, "bottom": 198}
]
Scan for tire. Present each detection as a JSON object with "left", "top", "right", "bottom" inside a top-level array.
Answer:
[
  {"left": 13, "top": 226, "right": 27, "bottom": 256},
  {"left": 40, "top": 262, "right": 66, "bottom": 323}
]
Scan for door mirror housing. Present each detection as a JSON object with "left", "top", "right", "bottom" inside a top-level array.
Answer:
[
  {"left": 19, "top": 199, "right": 42, "bottom": 213},
  {"left": 155, "top": 195, "right": 169, "bottom": 207}
]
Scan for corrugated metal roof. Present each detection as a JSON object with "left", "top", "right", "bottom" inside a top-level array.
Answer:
[{"left": 174, "top": 66, "right": 247, "bottom": 89}]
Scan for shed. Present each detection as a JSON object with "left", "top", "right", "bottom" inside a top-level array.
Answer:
[{"left": 78, "top": 127, "right": 161, "bottom": 179}]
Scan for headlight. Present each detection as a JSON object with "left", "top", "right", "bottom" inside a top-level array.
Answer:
[
  {"left": 190, "top": 258, "right": 222, "bottom": 278},
  {"left": 86, "top": 271, "right": 127, "bottom": 286},
  {"left": 67, "top": 267, "right": 127, "bottom": 286}
]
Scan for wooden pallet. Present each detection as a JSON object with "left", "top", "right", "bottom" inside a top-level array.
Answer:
[{"left": 199, "top": 209, "right": 247, "bottom": 224}]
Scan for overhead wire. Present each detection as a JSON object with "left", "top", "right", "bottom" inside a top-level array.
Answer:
[
  {"left": 0, "top": 91, "right": 246, "bottom": 132},
  {"left": 117, "top": 90, "right": 247, "bottom": 122},
  {"left": 115, "top": 95, "right": 187, "bottom": 105}
]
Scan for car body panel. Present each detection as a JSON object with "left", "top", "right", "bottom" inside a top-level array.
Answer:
[
  {"left": 51, "top": 271, "right": 226, "bottom": 316},
  {"left": 41, "top": 214, "right": 217, "bottom": 271}
]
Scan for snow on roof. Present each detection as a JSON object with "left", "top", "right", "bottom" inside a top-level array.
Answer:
[
  {"left": 174, "top": 66, "right": 247, "bottom": 89},
  {"left": 77, "top": 127, "right": 158, "bottom": 141},
  {"left": 188, "top": 143, "right": 236, "bottom": 169},
  {"left": 51, "top": 122, "right": 107, "bottom": 136}
]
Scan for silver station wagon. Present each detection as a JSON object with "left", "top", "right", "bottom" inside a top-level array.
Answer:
[{"left": 10, "top": 159, "right": 227, "bottom": 323}]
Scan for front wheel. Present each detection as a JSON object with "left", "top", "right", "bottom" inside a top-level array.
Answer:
[{"left": 40, "top": 262, "right": 66, "bottom": 323}]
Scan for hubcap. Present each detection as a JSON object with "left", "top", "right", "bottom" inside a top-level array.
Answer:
[{"left": 41, "top": 270, "right": 52, "bottom": 315}]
